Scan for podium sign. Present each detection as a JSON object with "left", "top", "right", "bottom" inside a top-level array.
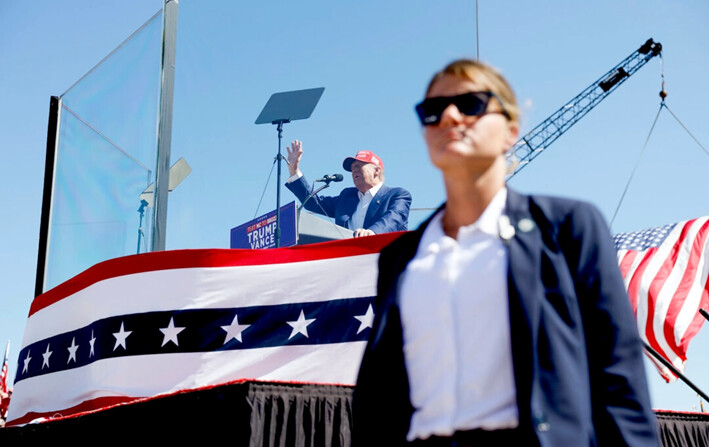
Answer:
[{"left": 230, "top": 201, "right": 297, "bottom": 249}]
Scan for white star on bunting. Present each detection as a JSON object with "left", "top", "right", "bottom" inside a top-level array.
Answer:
[
  {"left": 42, "top": 344, "right": 52, "bottom": 369},
  {"left": 221, "top": 315, "right": 250, "bottom": 344},
  {"left": 67, "top": 337, "right": 79, "bottom": 363},
  {"left": 354, "top": 304, "right": 375, "bottom": 334},
  {"left": 160, "top": 317, "right": 186, "bottom": 347},
  {"left": 22, "top": 350, "right": 31, "bottom": 374},
  {"left": 113, "top": 322, "right": 132, "bottom": 351},
  {"left": 89, "top": 330, "right": 96, "bottom": 357},
  {"left": 287, "top": 310, "right": 316, "bottom": 339}
]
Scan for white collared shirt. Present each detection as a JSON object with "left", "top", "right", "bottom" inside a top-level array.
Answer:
[
  {"left": 399, "top": 187, "right": 518, "bottom": 441},
  {"left": 349, "top": 182, "right": 383, "bottom": 231}
]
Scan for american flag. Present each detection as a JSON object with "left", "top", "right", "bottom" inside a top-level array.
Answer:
[
  {"left": 7, "top": 233, "right": 402, "bottom": 427},
  {"left": 613, "top": 216, "right": 709, "bottom": 382},
  {"left": 0, "top": 341, "right": 9, "bottom": 421}
]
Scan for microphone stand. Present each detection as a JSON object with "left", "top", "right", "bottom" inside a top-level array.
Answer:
[
  {"left": 296, "top": 181, "right": 333, "bottom": 245},
  {"left": 298, "top": 181, "right": 332, "bottom": 214}
]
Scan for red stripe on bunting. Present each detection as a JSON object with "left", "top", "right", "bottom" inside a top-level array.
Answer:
[
  {"left": 30, "top": 232, "right": 405, "bottom": 317},
  {"left": 7, "top": 395, "right": 140, "bottom": 426},
  {"left": 6, "top": 378, "right": 349, "bottom": 427},
  {"left": 7, "top": 377, "right": 249, "bottom": 426}
]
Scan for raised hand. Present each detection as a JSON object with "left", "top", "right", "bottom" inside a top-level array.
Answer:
[{"left": 286, "top": 139, "right": 303, "bottom": 177}]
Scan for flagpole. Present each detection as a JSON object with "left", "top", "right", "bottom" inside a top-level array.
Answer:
[
  {"left": 642, "top": 341, "right": 709, "bottom": 402},
  {"left": 1, "top": 340, "right": 9, "bottom": 394},
  {"left": 0, "top": 340, "right": 8, "bottom": 423},
  {"left": 699, "top": 308, "right": 709, "bottom": 322}
]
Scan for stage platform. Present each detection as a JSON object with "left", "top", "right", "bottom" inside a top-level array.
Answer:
[{"left": 1, "top": 380, "right": 707, "bottom": 446}]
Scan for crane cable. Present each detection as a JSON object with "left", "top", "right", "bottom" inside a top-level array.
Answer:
[
  {"left": 475, "top": 0, "right": 480, "bottom": 61},
  {"left": 609, "top": 103, "right": 663, "bottom": 229},
  {"left": 663, "top": 103, "right": 709, "bottom": 157},
  {"left": 610, "top": 53, "right": 709, "bottom": 229}
]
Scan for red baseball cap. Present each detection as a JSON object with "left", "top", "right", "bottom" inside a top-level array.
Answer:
[{"left": 342, "top": 150, "right": 384, "bottom": 172}]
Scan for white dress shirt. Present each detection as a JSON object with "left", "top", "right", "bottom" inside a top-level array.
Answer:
[
  {"left": 399, "top": 187, "right": 518, "bottom": 441},
  {"left": 348, "top": 182, "right": 382, "bottom": 231}
]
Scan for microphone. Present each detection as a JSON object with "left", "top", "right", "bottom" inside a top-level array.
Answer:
[{"left": 314, "top": 174, "right": 344, "bottom": 183}]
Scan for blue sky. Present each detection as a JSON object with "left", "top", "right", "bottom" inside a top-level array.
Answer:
[{"left": 1, "top": 0, "right": 708, "bottom": 411}]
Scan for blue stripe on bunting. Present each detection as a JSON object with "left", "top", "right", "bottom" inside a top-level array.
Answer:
[{"left": 15, "top": 296, "right": 375, "bottom": 383}]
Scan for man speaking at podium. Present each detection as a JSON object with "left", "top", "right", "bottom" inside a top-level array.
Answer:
[{"left": 285, "top": 140, "right": 412, "bottom": 237}]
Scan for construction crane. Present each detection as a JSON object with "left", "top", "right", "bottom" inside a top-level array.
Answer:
[{"left": 508, "top": 38, "right": 662, "bottom": 178}]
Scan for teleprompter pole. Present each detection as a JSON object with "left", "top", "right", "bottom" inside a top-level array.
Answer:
[
  {"left": 255, "top": 87, "right": 324, "bottom": 248},
  {"left": 274, "top": 120, "right": 289, "bottom": 247}
]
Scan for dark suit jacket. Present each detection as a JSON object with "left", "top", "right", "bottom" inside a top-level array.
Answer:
[
  {"left": 352, "top": 189, "right": 659, "bottom": 447},
  {"left": 286, "top": 175, "right": 412, "bottom": 234}
]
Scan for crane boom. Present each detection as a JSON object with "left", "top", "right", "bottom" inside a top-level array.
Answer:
[{"left": 508, "top": 38, "right": 662, "bottom": 178}]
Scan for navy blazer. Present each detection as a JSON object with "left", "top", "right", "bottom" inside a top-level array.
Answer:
[
  {"left": 286, "top": 175, "right": 412, "bottom": 234},
  {"left": 352, "top": 189, "right": 659, "bottom": 447}
]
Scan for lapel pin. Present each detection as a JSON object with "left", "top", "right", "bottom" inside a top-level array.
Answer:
[
  {"left": 498, "top": 215, "right": 516, "bottom": 241},
  {"left": 518, "top": 218, "right": 535, "bottom": 233}
]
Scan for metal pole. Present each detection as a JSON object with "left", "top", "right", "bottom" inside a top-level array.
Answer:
[
  {"left": 275, "top": 122, "right": 284, "bottom": 247},
  {"left": 152, "top": 0, "right": 178, "bottom": 252},
  {"left": 699, "top": 308, "right": 709, "bottom": 322},
  {"left": 643, "top": 341, "right": 709, "bottom": 402},
  {"left": 35, "top": 96, "right": 62, "bottom": 297}
]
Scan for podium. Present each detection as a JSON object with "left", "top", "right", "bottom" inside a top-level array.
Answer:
[
  {"left": 296, "top": 211, "right": 353, "bottom": 245},
  {"left": 230, "top": 202, "right": 351, "bottom": 249}
]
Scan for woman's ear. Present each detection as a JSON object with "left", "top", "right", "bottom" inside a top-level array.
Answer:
[{"left": 505, "top": 121, "right": 519, "bottom": 150}]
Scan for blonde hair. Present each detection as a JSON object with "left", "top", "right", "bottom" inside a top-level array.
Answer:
[{"left": 425, "top": 59, "right": 520, "bottom": 125}]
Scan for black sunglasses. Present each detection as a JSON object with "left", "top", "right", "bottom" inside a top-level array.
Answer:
[{"left": 414, "top": 91, "right": 510, "bottom": 126}]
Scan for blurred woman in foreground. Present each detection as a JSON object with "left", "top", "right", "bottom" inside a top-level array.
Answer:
[{"left": 353, "top": 59, "right": 659, "bottom": 447}]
